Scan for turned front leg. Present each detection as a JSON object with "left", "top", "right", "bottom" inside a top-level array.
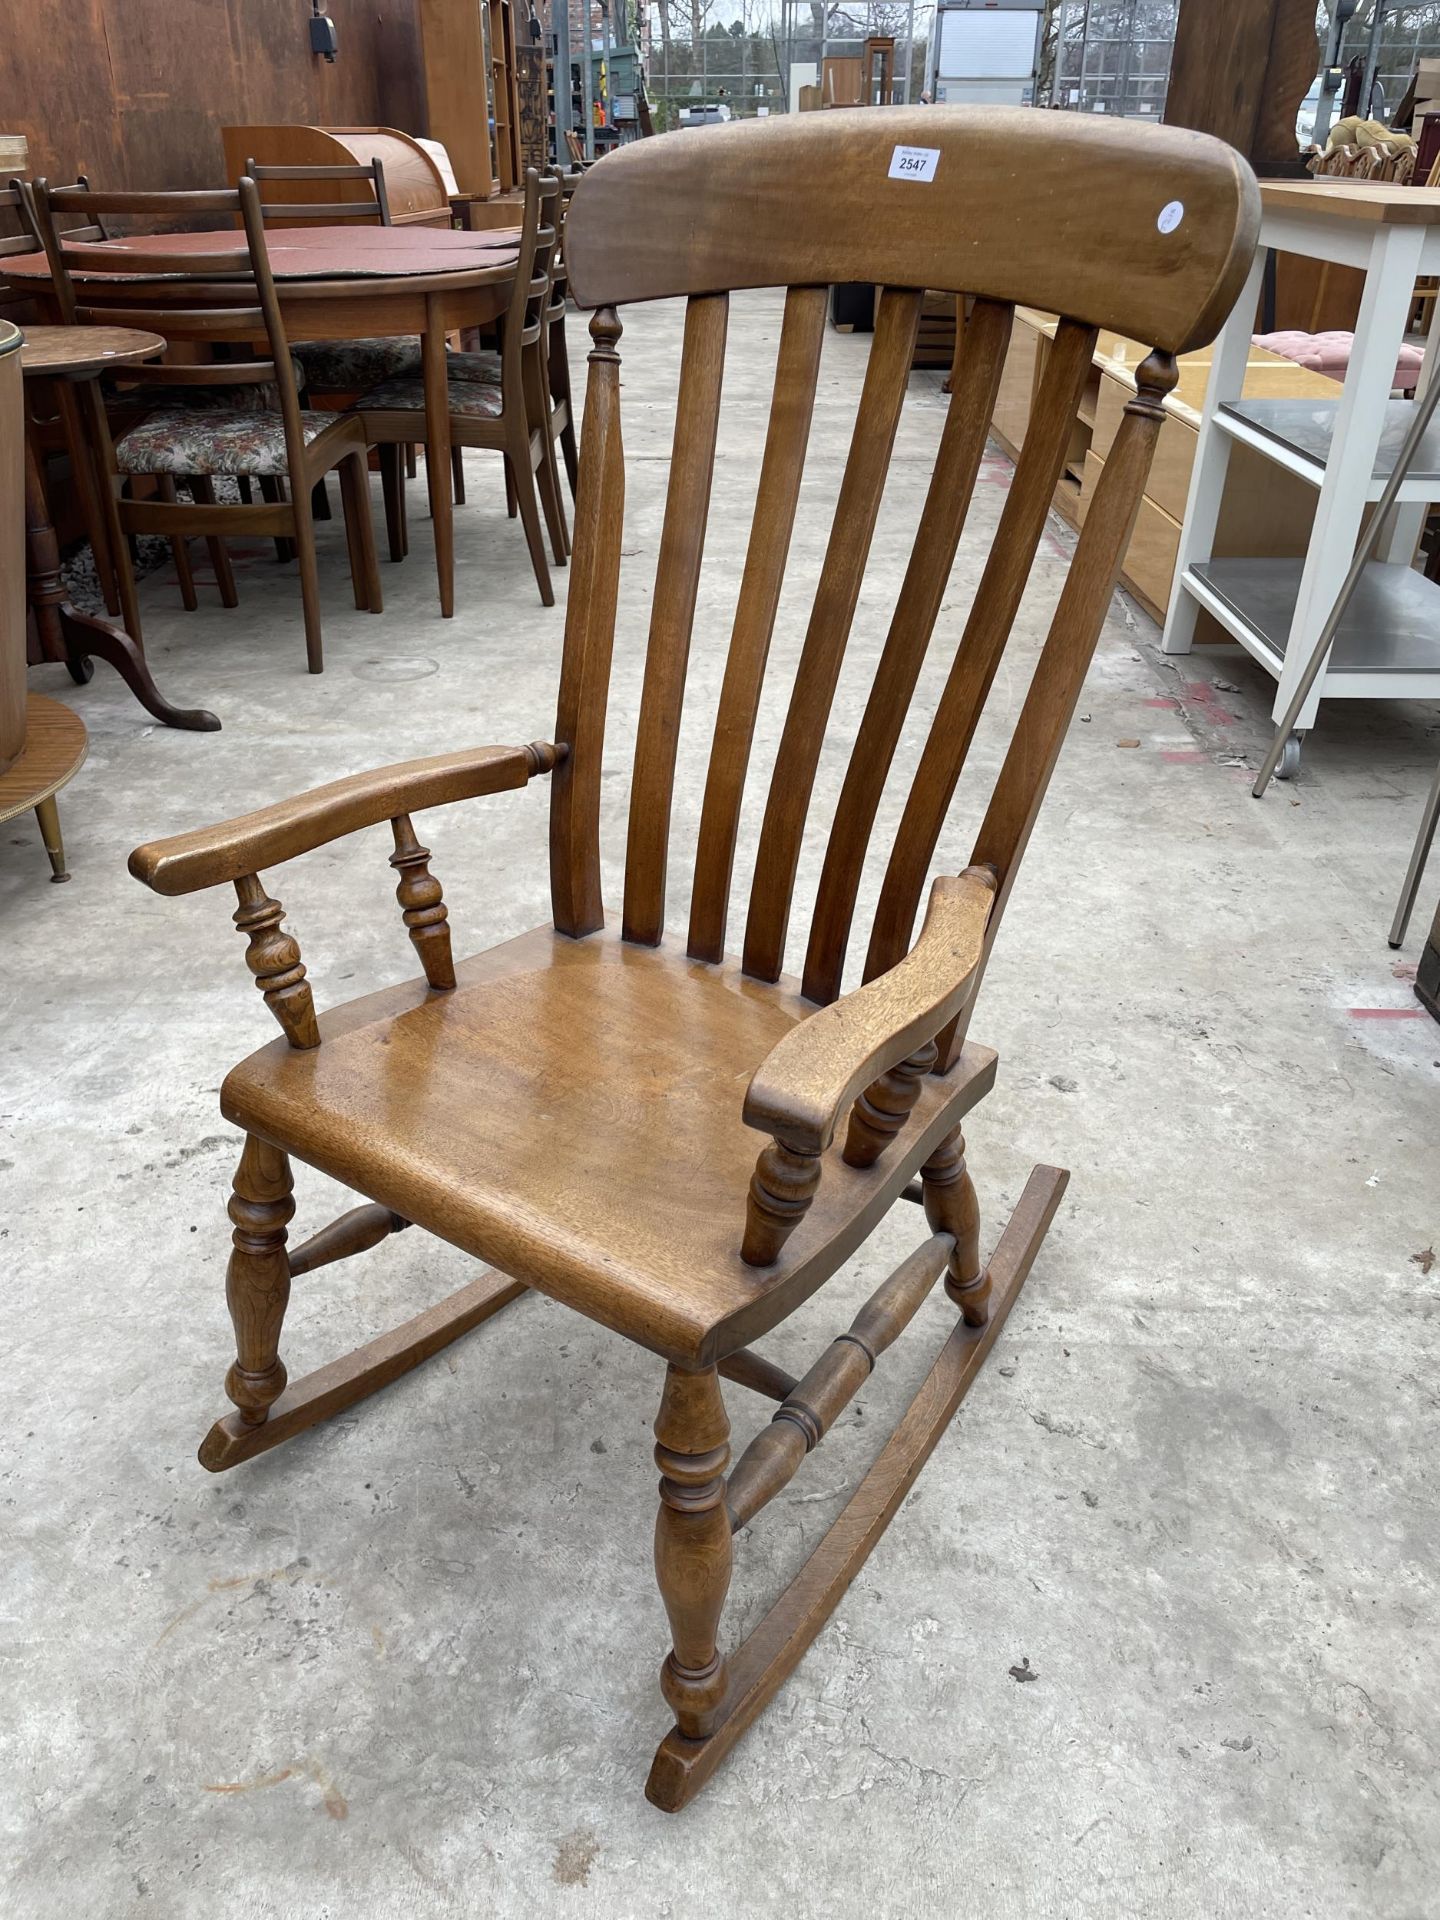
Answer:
[
  {"left": 224, "top": 1134, "right": 295, "bottom": 1426},
  {"left": 654, "top": 1364, "right": 732, "bottom": 1741},
  {"left": 920, "top": 1126, "right": 988, "bottom": 1325}
]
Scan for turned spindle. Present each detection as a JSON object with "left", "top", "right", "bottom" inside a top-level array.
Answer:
[
  {"left": 232, "top": 874, "right": 319, "bottom": 1049},
  {"left": 223, "top": 1134, "right": 295, "bottom": 1427},
  {"left": 654, "top": 1364, "right": 732, "bottom": 1740},
  {"left": 920, "top": 1126, "right": 988, "bottom": 1324},
  {"left": 389, "top": 813, "right": 456, "bottom": 990},
  {"left": 741, "top": 1139, "right": 822, "bottom": 1267},
  {"left": 843, "top": 1037, "right": 940, "bottom": 1167}
]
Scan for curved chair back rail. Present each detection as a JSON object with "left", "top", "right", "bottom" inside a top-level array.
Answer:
[{"left": 565, "top": 106, "right": 1259, "bottom": 355}]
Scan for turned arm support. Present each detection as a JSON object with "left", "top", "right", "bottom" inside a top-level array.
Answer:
[
  {"left": 740, "top": 868, "right": 995, "bottom": 1266},
  {"left": 128, "top": 741, "right": 564, "bottom": 896},
  {"left": 129, "top": 741, "right": 564, "bottom": 1051}
]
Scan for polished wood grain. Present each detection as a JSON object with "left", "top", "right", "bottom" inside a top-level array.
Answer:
[
  {"left": 16, "top": 323, "right": 164, "bottom": 375},
  {"left": 127, "top": 109, "right": 1258, "bottom": 1809},
  {"left": 688, "top": 284, "right": 827, "bottom": 966},
  {"left": 623, "top": 292, "right": 729, "bottom": 947},
  {"left": 743, "top": 286, "right": 920, "bottom": 984},
  {"left": 566, "top": 109, "right": 1260, "bottom": 355}
]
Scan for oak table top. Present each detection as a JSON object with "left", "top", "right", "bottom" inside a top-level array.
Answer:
[
  {"left": 2, "top": 225, "right": 521, "bottom": 283},
  {"left": 18, "top": 324, "right": 166, "bottom": 377},
  {"left": 1257, "top": 179, "right": 1440, "bottom": 226}
]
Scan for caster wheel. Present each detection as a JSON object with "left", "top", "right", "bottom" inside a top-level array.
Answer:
[
  {"left": 65, "top": 651, "right": 95, "bottom": 687},
  {"left": 1275, "top": 732, "right": 1303, "bottom": 781}
]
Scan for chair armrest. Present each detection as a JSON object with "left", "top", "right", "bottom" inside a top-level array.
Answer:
[
  {"left": 129, "top": 741, "right": 563, "bottom": 896},
  {"left": 744, "top": 867, "right": 996, "bottom": 1155}
]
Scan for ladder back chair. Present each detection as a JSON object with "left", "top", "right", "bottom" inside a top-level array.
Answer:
[
  {"left": 128, "top": 110, "right": 1258, "bottom": 1810},
  {"left": 246, "top": 156, "right": 429, "bottom": 402},
  {"left": 2, "top": 177, "right": 134, "bottom": 626},
  {"left": 356, "top": 168, "right": 567, "bottom": 605},
  {"left": 33, "top": 178, "right": 382, "bottom": 672}
]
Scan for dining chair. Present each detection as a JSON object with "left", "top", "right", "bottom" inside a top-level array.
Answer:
[
  {"left": 126, "top": 110, "right": 1258, "bottom": 1809},
  {"left": 32, "top": 178, "right": 382, "bottom": 672},
  {"left": 356, "top": 168, "right": 566, "bottom": 606},
  {"left": 246, "top": 156, "right": 429, "bottom": 402},
  {"left": 0, "top": 177, "right": 137, "bottom": 625}
]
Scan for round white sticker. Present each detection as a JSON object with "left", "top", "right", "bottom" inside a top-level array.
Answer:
[{"left": 1157, "top": 200, "right": 1185, "bottom": 235}]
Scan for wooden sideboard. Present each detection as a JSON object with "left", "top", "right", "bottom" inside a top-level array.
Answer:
[{"left": 989, "top": 309, "right": 1337, "bottom": 628}]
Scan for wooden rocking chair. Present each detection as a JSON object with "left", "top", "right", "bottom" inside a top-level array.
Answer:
[{"left": 127, "top": 110, "right": 1258, "bottom": 1810}]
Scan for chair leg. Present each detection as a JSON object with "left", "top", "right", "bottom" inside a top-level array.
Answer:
[
  {"left": 222, "top": 1135, "right": 295, "bottom": 1432},
  {"left": 560, "top": 411, "right": 579, "bottom": 502},
  {"left": 507, "top": 451, "right": 554, "bottom": 607},
  {"left": 290, "top": 486, "right": 325, "bottom": 674},
  {"left": 259, "top": 477, "right": 294, "bottom": 563},
  {"left": 653, "top": 1364, "right": 733, "bottom": 1743},
  {"left": 378, "top": 445, "right": 408, "bottom": 561},
  {"left": 450, "top": 444, "right": 466, "bottom": 506},
  {"left": 237, "top": 476, "right": 253, "bottom": 506},
  {"left": 157, "top": 477, "right": 198, "bottom": 610},
  {"left": 537, "top": 437, "right": 569, "bottom": 568},
  {"left": 504, "top": 460, "right": 517, "bottom": 519},
  {"left": 920, "top": 1126, "right": 989, "bottom": 1325},
  {"left": 311, "top": 477, "right": 333, "bottom": 522},
  {"left": 34, "top": 792, "right": 69, "bottom": 882},
  {"left": 191, "top": 476, "right": 238, "bottom": 608},
  {"left": 405, "top": 443, "right": 418, "bottom": 480},
  {"left": 339, "top": 453, "right": 383, "bottom": 615}
]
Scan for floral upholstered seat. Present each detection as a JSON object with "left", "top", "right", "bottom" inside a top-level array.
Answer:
[
  {"left": 445, "top": 348, "right": 502, "bottom": 384},
  {"left": 114, "top": 406, "right": 338, "bottom": 478},
  {"left": 293, "top": 337, "right": 423, "bottom": 393},
  {"left": 357, "top": 375, "right": 503, "bottom": 420}
]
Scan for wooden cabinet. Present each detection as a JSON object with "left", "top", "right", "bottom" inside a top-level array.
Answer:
[
  {"left": 418, "top": 0, "right": 523, "bottom": 203},
  {"left": 989, "top": 310, "right": 1335, "bottom": 626}
]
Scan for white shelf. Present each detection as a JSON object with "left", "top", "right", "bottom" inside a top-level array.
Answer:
[
  {"left": 1215, "top": 398, "right": 1440, "bottom": 504},
  {"left": 1181, "top": 558, "right": 1440, "bottom": 699}
]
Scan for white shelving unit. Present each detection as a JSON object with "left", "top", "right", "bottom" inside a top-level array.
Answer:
[{"left": 1162, "top": 181, "right": 1440, "bottom": 774}]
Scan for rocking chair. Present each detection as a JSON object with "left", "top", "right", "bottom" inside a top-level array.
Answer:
[{"left": 128, "top": 110, "right": 1258, "bottom": 1810}]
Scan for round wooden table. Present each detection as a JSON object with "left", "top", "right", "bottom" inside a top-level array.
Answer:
[
  {"left": 0, "top": 691, "right": 87, "bottom": 881},
  {"left": 6, "top": 233, "right": 520, "bottom": 620},
  {"left": 20, "top": 324, "right": 220, "bottom": 731}
]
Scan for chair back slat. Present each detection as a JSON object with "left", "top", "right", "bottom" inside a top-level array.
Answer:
[
  {"left": 687, "top": 282, "right": 827, "bottom": 966},
  {"left": 800, "top": 295, "right": 1013, "bottom": 1006},
  {"left": 551, "top": 307, "right": 626, "bottom": 937},
  {"left": 740, "top": 285, "right": 921, "bottom": 984},
  {"left": 864, "top": 318, "right": 1098, "bottom": 987},
  {"left": 621, "top": 290, "right": 729, "bottom": 946},
  {"left": 246, "top": 156, "right": 392, "bottom": 227}
]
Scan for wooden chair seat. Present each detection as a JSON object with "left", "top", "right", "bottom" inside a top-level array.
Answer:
[
  {"left": 114, "top": 401, "right": 343, "bottom": 476},
  {"left": 293, "top": 335, "right": 422, "bottom": 392},
  {"left": 356, "top": 371, "right": 504, "bottom": 421},
  {"left": 221, "top": 920, "right": 998, "bottom": 1365},
  {"left": 445, "top": 347, "right": 502, "bottom": 383}
]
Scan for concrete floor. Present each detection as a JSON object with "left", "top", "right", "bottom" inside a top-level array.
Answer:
[{"left": 3, "top": 290, "right": 1437, "bottom": 1919}]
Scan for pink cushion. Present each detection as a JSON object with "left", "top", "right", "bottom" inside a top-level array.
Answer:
[{"left": 1253, "top": 329, "right": 1424, "bottom": 390}]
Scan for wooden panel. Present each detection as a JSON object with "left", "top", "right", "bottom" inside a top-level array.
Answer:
[
  {"left": 417, "top": 0, "right": 493, "bottom": 200},
  {"left": 221, "top": 126, "right": 449, "bottom": 226},
  {"left": 990, "top": 318, "right": 1039, "bottom": 459},
  {"left": 0, "top": 0, "right": 425, "bottom": 193},
  {"left": 566, "top": 108, "right": 1261, "bottom": 358},
  {"left": 1165, "top": 0, "right": 1317, "bottom": 174}
]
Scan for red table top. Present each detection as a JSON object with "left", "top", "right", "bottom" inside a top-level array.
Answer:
[{"left": 3, "top": 225, "right": 521, "bottom": 283}]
